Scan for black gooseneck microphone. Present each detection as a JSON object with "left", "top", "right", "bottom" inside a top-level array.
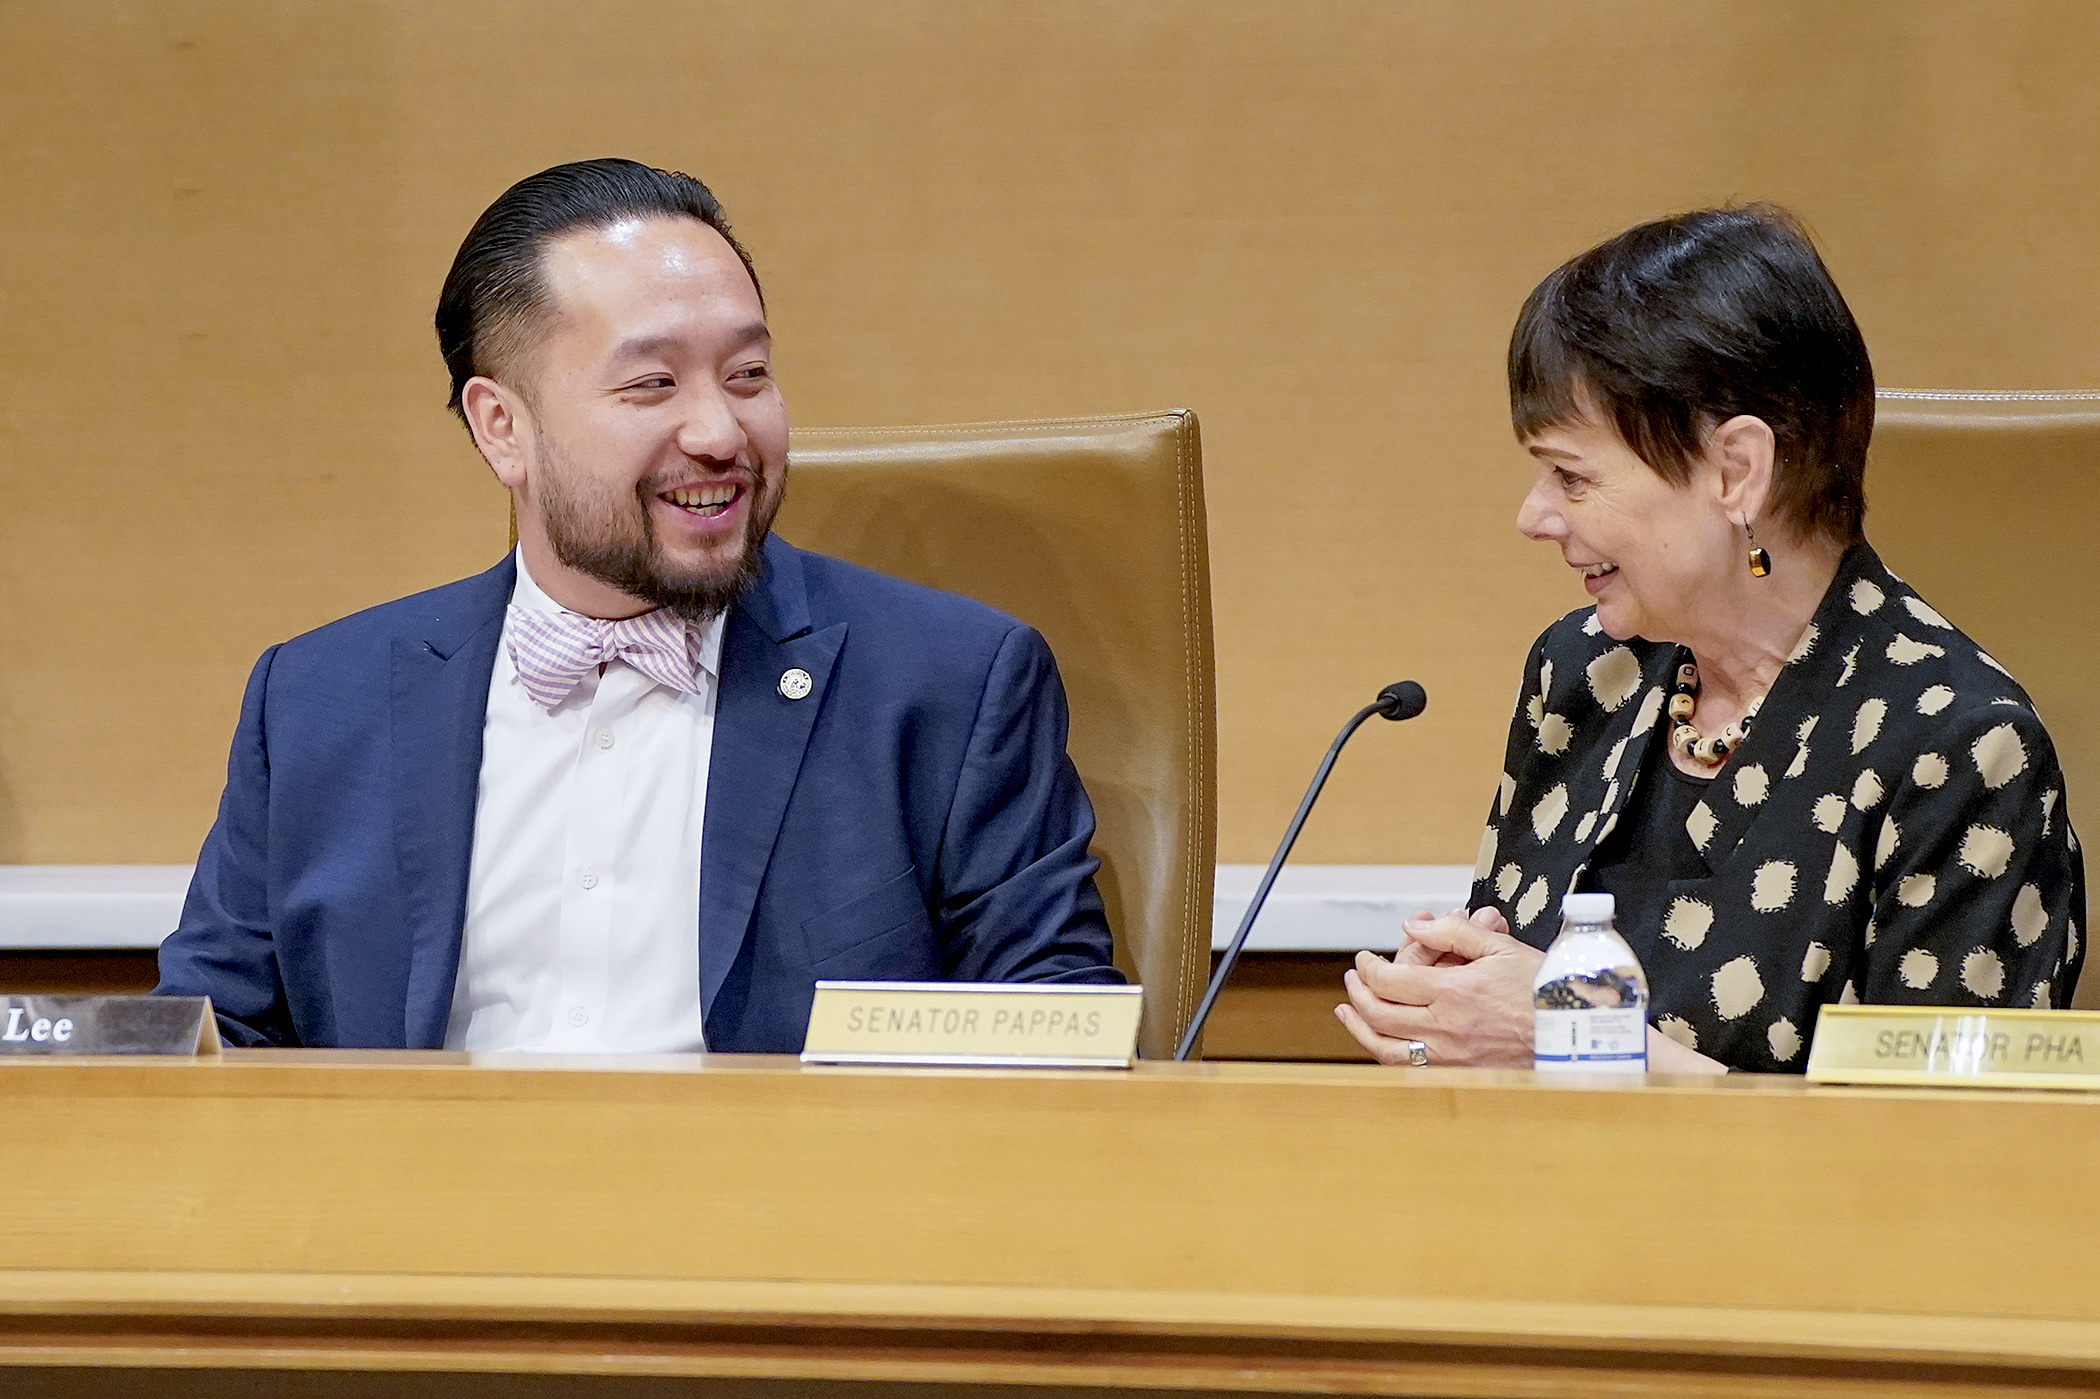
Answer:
[{"left": 1173, "top": 681, "right": 1428, "bottom": 1062}]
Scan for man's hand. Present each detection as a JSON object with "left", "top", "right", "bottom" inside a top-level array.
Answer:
[{"left": 1334, "top": 906, "right": 1544, "bottom": 1068}]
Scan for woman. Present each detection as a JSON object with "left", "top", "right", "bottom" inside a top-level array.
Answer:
[{"left": 1339, "top": 206, "right": 2085, "bottom": 1073}]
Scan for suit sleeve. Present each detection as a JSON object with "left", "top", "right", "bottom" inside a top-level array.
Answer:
[
  {"left": 931, "top": 624, "right": 1123, "bottom": 983},
  {"left": 153, "top": 646, "right": 301, "bottom": 1046},
  {"left": 1470, "top": 631, "right": 1552, "bottom": 924},
  {"left": 1858, "top": 699, "right": 2086, "bottom": 1008}
]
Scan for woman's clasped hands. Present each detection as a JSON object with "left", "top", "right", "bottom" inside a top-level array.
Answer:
[{"left": 1335, "top": 907, "right": 1545, "bottom": 1068}]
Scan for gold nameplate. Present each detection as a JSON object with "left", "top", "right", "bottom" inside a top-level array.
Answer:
[
  {"left": 801, "top": 981, "right": 1143, "bottom": 1068},
  {"left": 1806, "top": 1005, "right": 2100, "bottom": 1090}
]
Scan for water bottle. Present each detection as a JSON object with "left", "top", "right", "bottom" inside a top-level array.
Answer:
[{"left": 1533, "top": 892, "right": 1648, "bottom": 1074}]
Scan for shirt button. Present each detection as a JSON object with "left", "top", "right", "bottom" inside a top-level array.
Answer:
[
  {"left": 579, "top": 869, "right": 599, "bottom": 890},
  {"left": 596, "top": 730, "right": 615, "bottom": 749},
  {"left": 567, "top": 1007, "right": 589, "bottom": 1027}
]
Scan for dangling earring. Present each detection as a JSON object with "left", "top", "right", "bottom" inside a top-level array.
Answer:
[{"left": 1745, "top": 519, "right": 1772, "bottom": 578}]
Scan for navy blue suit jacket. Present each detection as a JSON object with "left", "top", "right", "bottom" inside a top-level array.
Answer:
[{"left": 155, "top": 537, "right": 1119, "bottom": 1050}]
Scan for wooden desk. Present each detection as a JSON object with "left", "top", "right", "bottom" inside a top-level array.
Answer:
[{"left": 1, "top": 1054, "right": 2096, "bottom": 1397}]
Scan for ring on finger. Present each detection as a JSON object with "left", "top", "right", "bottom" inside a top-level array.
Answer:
[{"left": 1403, "top": 1039, "right": 1430, "bottom": 1068}]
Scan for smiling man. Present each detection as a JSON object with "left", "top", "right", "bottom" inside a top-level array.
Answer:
[{"left": 155, "top": 159, "right": 1120, "bottom": 1052}]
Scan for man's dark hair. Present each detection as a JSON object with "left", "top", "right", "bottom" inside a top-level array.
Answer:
[
  {"left": 1508, "top": 204, "right": 1874, "bottom": 546},
  {"left": 435, "top": 158, "right": 761, "bottom": 423}
]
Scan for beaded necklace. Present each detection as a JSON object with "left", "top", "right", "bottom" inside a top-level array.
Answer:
[{"left": 1666, "top": 659, "right": 1763, "bottom": 767}]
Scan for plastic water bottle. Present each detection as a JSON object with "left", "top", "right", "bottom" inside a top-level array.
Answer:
[{"left": 1533, "top": 892, "right": 1648, "bottom": 1074}]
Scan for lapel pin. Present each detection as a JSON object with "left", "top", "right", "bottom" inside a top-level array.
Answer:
[{"left": 778, "top": 667, "right": 813, "bottom": 701}]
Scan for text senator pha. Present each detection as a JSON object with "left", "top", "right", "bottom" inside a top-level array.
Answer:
[{"left": 1874, "top": 1027, "right": 2088, "bottom": 1066}]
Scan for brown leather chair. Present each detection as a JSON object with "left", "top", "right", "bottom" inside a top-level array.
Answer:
[
  {"left": 778, "top": 411, "right": 1218, "bottom": 1055},
  {"left": 1868, "top": 389, "right": 2100, "bottom": 1008}
]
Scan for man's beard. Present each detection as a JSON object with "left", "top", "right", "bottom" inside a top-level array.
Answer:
[{"left": 536, "top": 435, "right": 785, "bottom": 624}]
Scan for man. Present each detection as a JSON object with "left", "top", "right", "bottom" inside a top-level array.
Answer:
[{"left": 156, "top": 158, "right": 1119, "bottom": 1052}]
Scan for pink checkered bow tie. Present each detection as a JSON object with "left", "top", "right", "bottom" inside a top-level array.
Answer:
[{"left": 505, "top": 605, "right": 701, "bottom": 711}]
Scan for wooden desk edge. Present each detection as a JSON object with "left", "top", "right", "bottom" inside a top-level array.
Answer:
[
  {"left": 0, "top": 1271, "right": 2095, "bottom": 1372},
  {"left": 9, "top": 1050, "right": 2100, "bottom": 1105}
]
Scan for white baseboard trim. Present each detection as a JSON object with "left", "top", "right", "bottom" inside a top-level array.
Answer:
[
  {"left": 0, "top": 866, "right": 193, "bottom": 951},
  {"left": 1211, "top": 864, "right": 1473, "bottom": 951},
  {"left": 0, "top": 863, "right": 1477, "bottom": 955}
]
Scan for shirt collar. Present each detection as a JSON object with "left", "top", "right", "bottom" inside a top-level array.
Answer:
[{"left": 508, "top": 545, "right": 565, "bottom": 617}]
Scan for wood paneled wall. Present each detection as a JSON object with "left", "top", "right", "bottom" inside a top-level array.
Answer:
[{"left": 2, "top": 1, "right": 2096, "bottom": 869}]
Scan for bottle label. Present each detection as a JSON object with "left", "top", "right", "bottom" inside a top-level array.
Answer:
[{"left": 1534, "top": 1007, "right": 1647, "bottom": 1073}]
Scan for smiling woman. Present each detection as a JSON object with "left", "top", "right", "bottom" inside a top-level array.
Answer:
[{"left": 1338, "top": 206, "right": 2087, "bottom": 1074}]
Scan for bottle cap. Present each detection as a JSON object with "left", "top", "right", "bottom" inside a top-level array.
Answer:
[{"left": 1561, "top": 892, "right": 1616, "bottom": 923}]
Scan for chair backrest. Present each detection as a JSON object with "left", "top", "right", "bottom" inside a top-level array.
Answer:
[
  {"left": 777, "top": 411, "right": 1218, "bottom": 1056},
  {"left": 1868, "top": 389, "right": 2100, "bottom": 1008}
]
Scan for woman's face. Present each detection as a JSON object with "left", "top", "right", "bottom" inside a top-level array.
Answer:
[{"left": 1514, "top": 415, "right": 1736, "bottom": 644}]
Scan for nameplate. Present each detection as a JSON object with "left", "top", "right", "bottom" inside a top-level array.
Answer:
[
  {"left": 802, "top": 981, "right": 1143, "bottom": 1068},
  {"left": 1806, "top": 1005, "right": 2100, "bottom": 1090},
  {"left": 0, "top": 995, "right": 220, "bottom": 1057}
]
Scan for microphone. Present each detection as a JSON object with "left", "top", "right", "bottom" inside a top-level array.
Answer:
[{"left": 1173, "top": 680, "right": 1428, "bottom": 1061}]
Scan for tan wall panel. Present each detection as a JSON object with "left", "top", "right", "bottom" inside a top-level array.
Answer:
[{"left": 1, "top": 1, "right": 2095, "bottom": 873}]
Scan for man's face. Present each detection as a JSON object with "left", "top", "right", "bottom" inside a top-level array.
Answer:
[{"left": 505, "top": 215, "right": 788, "bottom": 619}]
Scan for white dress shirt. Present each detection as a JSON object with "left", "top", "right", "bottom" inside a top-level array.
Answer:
[{"left": 444, "top": 550, "right": 724, "bottom": 1053}]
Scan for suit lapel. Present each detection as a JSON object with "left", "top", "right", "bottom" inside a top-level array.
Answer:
[
  {"left": 1682, "top": 542, "right": 1881, "bottom": 873},
  {"left": 392, "top": 557, "right": 512, "bottom": 1049},
  {"left": 700, "top": 538, "right": 847, "bottom": 1017}
]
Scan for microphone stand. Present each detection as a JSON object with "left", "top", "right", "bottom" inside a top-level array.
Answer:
[{"left": 1174, "top": 682, "right": 1426, "bottom": 1061}]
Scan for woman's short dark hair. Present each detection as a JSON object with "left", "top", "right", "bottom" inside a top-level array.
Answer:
[
  {"left": 435, "top": 158, "right": 761, "bottom": 422},
  {"left": 1508, "top": 204, "right": 1873, "bottom": 546}
]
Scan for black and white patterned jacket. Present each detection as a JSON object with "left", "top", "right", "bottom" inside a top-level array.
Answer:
[{"left": 1470, "top": 542, "right": 2085, "bottom": 1071}]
